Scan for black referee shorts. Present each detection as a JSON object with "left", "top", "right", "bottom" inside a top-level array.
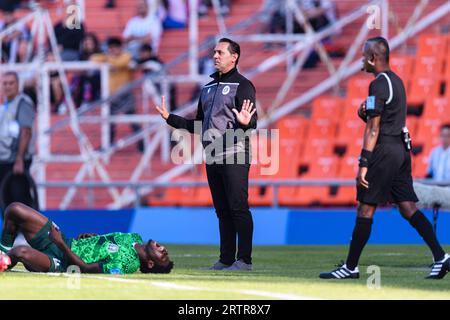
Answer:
[{"left": 356, "top": 135, "right": 419, "bottom": 205}]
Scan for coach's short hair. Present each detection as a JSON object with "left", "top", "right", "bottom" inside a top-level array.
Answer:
[
  {"left": 219, "top": 37, "right": 241, "bottom": 66},
  {"left": 2, "top": 71, "right": 19, "bottom": 83},
  {"left": 440, "top": 123, "right": 450, "bottom": 132},
  {"left": 367, "top": 36, "right": 390, "bottom": 62}
]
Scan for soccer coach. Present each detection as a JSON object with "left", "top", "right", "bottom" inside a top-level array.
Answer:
[{"left": 156, "top": 38, "right": 257, "bottom": 271}]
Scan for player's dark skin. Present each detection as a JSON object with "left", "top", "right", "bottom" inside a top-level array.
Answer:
[
  {"left": 2, "top": 202, "right": 170, "bottom": 273},
  {"left": 357, "top": 41, "right": 418, "bottom": 221}
]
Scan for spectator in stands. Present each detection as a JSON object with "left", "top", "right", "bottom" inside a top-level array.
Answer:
[
  {"left": 0, "top": 8, "right": 30, "bottom": 63},
  {"left": 71, "top": 32, "right": 102, "bottom": 108},
  {"left": 133, "top": 43, "right": 177, "bottom": 112},
  {"left": 45, "top": 51, "right": 67, "bottom": 114},
  {"left": 199, "top": 0, "right": 231, "bottom": 17},
  {"left": 15, "top": 40, "right": 38, "bottom": 105},
  {"left": 134, "top": 43, "right": 164, "bottom": 75},
  {"left": 53, "top": 16, "right": 85, "bottom": 61},
  {"left": 123, "top": 0, "right": 163, "bottom": 59},
  {"left": 161, "top": 0, "right": 187, "bottom": 29},
  {"left": 266, "top": 0, "right": 336, "bottom": 34},
  {"left": 0, "top": 71, "right": 37, "bottom": 213},
  {"left": 90, "top": 37, "right": 144, "bottom": 152},
  {"left": 426, "top": 124, "right": 450, "bottom": 182},
  {"left": 104, "top": 0, "right": 115, "bottom": 8}
]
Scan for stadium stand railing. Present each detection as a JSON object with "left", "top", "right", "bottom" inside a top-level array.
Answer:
[{"left": 2, "top": 0, "right": 450, "bottom": 209}]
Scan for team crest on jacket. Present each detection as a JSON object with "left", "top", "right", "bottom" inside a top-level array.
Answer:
[{"left": 222, "top": 85, "right": 230, "bottom": 95}]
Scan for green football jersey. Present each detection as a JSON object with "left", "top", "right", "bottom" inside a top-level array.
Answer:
[{"left": 70, "top": 232, "right": 143, "bottom": 274}]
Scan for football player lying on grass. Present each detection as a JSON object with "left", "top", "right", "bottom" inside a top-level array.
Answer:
[{"left": 0, "top": 202, "right": 173, "bottom": 274}]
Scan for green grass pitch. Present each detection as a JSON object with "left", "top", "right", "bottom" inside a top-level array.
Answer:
[{"left": 1, "top": 245, "right": 449, "bottom": 300}]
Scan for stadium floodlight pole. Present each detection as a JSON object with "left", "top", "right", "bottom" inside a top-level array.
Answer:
[{"left": 188, "top": 0, "right": 199, "bottom": 77}]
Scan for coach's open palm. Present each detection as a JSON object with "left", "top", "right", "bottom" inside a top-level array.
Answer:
[
  {"left": 232, "top": 99, "right": 256, "bottom": 126},
  {"left": 155, "top": 96, "right": 169, "bottom": 120}
]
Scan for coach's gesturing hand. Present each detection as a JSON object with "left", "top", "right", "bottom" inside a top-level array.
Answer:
[
  {"left": 357, "top": 167, "right": 369, "bottom": 189},
  {"left": 233, "top": 99, "right": 256, "bottom": 126},
  {"left": 155, "top": 96, "right": 169, "bottom": 120}
]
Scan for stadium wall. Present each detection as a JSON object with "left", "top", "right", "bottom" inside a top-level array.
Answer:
[{"left": 1, "top": 208, "right": 449, "bottom": 245}]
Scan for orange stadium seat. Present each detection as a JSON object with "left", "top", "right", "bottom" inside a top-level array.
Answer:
[
  {"left": 390, "top": 54, "right": 414, "bottom": 82},
  {"left": 422, "top": 97, "right": 450, "bottom": 122},
  {"left": 327, "top": 156, "right": 358, "bottom": 206},
  {"left": 311, "top": 96, "right": 344, "bottom": 120},
  {"left": 279, "top": 156, "right": 339, "bottom": 206},
  {"left": 249, "top": 135, "right": 275, "bottom": 206},
  {"left": 408, "top": 77, "right": 442, "bottom": 105},
  {"left": 335, "top": 119, "right": 364, "bottom": 156},
  {"left": 415, "top": 118, "right": 442, "bottom": 156},
  {"left": 342, "top": 96, "right": 365, "bottom": 120},
  {"left": 413, "top": 55, "right": 446, "bottom": 78},
  {"left": 276, "top": 116, "right": 308, "bottom": 176},
  {"left": 301, "top": 137, "right": 336, "bottom": 165},
  {"left": 406, "top": 116, "right": 419, "bottom": 139},
  {"left": 412, "top": 155, "right": 430, "bottom": 178},
  {"left": 416, "top": 34, "right": 448, "bottom": 57},
  {"left": 346, "top": 76, "right": 372, "bottom": 99}
]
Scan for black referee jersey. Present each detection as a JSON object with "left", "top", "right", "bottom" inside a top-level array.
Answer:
[{"left": 357, "top": 70, "right": 419, "bottom": 205}]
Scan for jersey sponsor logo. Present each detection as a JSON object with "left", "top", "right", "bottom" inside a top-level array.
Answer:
[
  {"left": 107, "top": 244, "right": 119, "bottom": 253},
  {"left": 222, "top": 85, "right": 230, "bottom": 95},
  {"left": 366, "top": 96, "right": 375, "bottom": 110}
]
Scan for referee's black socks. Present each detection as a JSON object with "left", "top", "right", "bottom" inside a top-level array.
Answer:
[
  {"left": 346, "top": 217, "right": 373, "bottom": 270},
  {"left": 409, "top": 210, "right": 446, "bottom": 262}
]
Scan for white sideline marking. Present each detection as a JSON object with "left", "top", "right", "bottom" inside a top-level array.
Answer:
[{"left": 10, "top": 269, "right": 318, "bottom": 300}]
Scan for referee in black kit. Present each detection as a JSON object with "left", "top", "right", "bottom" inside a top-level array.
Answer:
[
  {"left": 320, "top": 37, "right": 450, "bottom": 280},
  {"left": 156, "top": 38, "right": 257, "bottom": 271}
]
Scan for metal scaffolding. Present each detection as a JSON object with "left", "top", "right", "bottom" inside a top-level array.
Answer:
[{"left": 1, "top": 0, "right": 449, "bottom": 209}]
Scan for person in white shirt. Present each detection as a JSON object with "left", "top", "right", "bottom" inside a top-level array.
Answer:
[
  {"left": 122, "top": 0, "right": 163, "bottom": 59},
  {"left": 427, "top": 124, "right": 450, "bottom": 182}
]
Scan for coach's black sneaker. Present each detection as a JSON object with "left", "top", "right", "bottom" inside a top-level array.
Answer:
[
  {"left": 319, "top": 262, "right": 359, "bottom": 279},
  {"left": 426, "top": 254, "right": 450, "bottom": 279}
]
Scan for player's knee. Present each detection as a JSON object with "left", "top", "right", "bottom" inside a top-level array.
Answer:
[
  {"left": 9, "top": 246, "right": 32, "bottom": 261},
  {"left": 398, "top": 202, "right": 417, "bottom": 219},
  {"left": 4, "top": 202, "right": 25, "bottom": 220},
  {"left": 357, "top": 204, "right": 374, "bottom": 219}
]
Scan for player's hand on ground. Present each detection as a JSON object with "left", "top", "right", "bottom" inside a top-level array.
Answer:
[
  {"left": 76, "top": 233, "right": 97, "bottom": 240},
  {"left": 155, "top": 96, "right": 170, "bottom": 120},
  {"left": 49, "top": 225, "right": 64, "bottom": 245},
  {"left": 232, "top": 99, "right": 256, "bottom": 126},
  {"left": 356, "top": 167, "right": 369, "bottom": 189}
]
